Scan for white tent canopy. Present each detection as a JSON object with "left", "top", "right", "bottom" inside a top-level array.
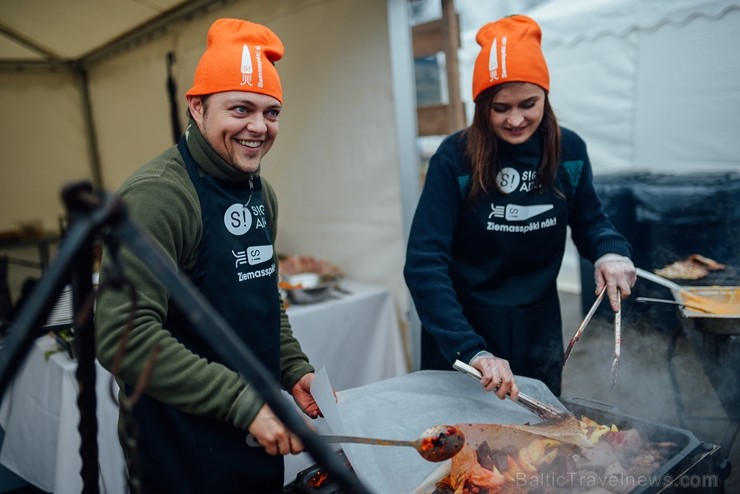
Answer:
[
  {"left": 528, "top": 0, "right": 740, "bottom": 175},
  {"left": 0, "top": 0, "right": 198, "bottom": 63}
]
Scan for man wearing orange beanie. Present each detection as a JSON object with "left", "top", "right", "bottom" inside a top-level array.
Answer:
[
  {"left": 405, "top": 15, "right": 636, "bottom": 398},
  {"left": 96, "top": 18, "right": 318, "bottom": 493}
]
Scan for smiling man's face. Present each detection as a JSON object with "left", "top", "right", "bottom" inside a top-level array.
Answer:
[{"left": 188, "top": 91, "right": 281, "bottom": 173}]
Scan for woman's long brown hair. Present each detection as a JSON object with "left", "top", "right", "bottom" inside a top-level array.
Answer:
[{"left": 464, "top": 84, "right": 561, "bottom": 203}]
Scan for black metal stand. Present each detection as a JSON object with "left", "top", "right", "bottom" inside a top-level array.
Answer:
[
  {"left": 667, "top": 330, "right": 734, "bottom": 491},
  {"left": 0, "top": 182, "right": 369, "bottom": 494}
]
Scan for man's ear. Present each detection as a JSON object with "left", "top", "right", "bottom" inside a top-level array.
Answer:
[{"left": 187, "top": 96, "right": 204, "bottom": 124}]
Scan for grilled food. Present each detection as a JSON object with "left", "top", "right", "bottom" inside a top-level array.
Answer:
[{"left": 429, "top": 417, "right": 677, "bottom": 494}]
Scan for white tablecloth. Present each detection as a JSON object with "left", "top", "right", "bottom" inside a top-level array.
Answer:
[
  {"left": 0, "top": 335, "right": 126, "bottom": 494},
  {"left": 286, "top": 280, "right": 407, "bottom": 391},
  {"left": 0, "top": 280, "right": 407, "bottom": 490}
]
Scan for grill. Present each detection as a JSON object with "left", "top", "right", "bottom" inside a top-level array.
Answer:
[
  {"left": 665, "top": 267, "right": 740, "bottom": 487},
  {"left": 288, "top": 398, "right": 725, "bottom": 494},
  {"left": 563, "top": 399, "right": 722, "bottom": 494}
]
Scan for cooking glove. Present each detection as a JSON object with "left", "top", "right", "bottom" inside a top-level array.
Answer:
[
  {"left": 594, "top": 254, "right": 636, "bottom": 312},
  {"left": 470, "top": 352, "right": 518, "bottom": 400}
]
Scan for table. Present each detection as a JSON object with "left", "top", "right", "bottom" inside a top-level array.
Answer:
[
  {"left": 0, "top": 280, "right": 407, "bottom": 490},
  {"left": 286, "top": 280, "right": 407, "bottom": 391},
  {"left": 0, "top": 335, "right": 125, "bottom": 494}
]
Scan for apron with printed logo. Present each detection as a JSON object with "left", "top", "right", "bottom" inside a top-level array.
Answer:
[
  {"left": 130, "top": 138, "right": 283, "bottom": 493},
  {"left": 423, "top": 160, "right": 570, "bottom": 396}
]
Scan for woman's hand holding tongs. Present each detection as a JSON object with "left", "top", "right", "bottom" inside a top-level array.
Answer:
[
  {"left": 470, "top": 353, "right": 519, "bottom": 401},
  {"left": 594, "top": 254, "right": 636, "bottom": 312}
]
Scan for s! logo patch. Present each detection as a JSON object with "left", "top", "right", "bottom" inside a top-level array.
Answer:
[
  {"left": 224, "top": 203, "right": 252, "bottom": 235},
  {"left": 496, "top": 167, "right": 520, "bottom": 194}
]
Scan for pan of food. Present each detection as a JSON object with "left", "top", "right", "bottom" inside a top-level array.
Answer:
[
  {"left": 293, "top": 397, "right": 718, "bottom": 494},
  {"left": 635, "top": 267, "right": 740, "bottom": 335},
  {"left": 296, "top": 369, "right": 723, "bottom": 494},
  {"left": 414, "top": 398, "right": 716, "bottom": 494},
  {"left": 670, "top": 286, "right": 740, "bottom": 335}
]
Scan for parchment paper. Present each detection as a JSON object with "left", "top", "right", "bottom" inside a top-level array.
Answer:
[{"left": 311, "top": 368, "right": 566, "bottom": 494}]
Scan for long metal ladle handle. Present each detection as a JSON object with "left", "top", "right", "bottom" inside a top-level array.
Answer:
[
  {"left": 315, "top": 435, "right": 415, "bottom": 447},
  {"left": 246, "top": 433, "right": 414, "bottom": 448}
]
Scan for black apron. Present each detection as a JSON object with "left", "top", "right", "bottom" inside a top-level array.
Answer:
[
  {"left": 422, "top": 160, "right": 570, "bottom": 397},
  {"left": 422, "top": 290, "right": 563, "bottom": 395},
  {"left": 130, "top": 139, "right": 283, "bottom": 493}
]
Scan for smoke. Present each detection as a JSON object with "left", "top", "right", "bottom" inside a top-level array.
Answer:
[{"left": 559, "top": 293, "right": 722, "bottom": 430}]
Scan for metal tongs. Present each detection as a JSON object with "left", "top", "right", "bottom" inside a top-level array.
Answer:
[
  {"left": 453, "top": 360, "right": 567, "bottom": 421},
  {"left": 562, "top": 286, "right": 622, "bottom": 387}
]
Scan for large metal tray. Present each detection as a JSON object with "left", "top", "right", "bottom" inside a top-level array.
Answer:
[
  {"left": 291, "top": 398, "right": 719, "bottom": 494},
  {"left": 670, "top": 286, "right": 740, "bottom": 335},
  {"left": 412, "top": 397, "right": 715, "bottom": 494}
]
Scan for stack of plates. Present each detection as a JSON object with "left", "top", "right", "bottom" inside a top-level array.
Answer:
[{"left": 45, "top": 285, "right": 73, "bottom": 329}]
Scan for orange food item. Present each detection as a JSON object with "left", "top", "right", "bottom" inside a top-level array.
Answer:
[
  {"left": 679, "top": 288, "right": 740, "bottom": 315},
  {"left": 278, "top": 280, "right": 305, "bottom": 290},
  {"left": 450, "top": 446, "right": 507, "bottom": 492}
]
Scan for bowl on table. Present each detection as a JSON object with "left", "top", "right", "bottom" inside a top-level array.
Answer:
[{"left": 281, "top": 272, "right": 337, "bottom": 304}]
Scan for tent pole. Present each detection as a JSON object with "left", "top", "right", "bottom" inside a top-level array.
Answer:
[
  {"left": 441, "top": 0, "right": 465, "bottom": 132},
  {"left": 387, "top": 0, "right": 422, "bottom": 371},
  {"left": 75, "top": 66, "right": 104, "bottom": 190}
]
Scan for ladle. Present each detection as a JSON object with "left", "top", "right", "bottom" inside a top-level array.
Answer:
[
  {"left": 319, "top": 425, "right": 465, "bottom": 462},
  {"left": 246, "top": 425, "right": 466, "bottom": 462}
]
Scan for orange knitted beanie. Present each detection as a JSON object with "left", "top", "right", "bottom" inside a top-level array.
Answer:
[
  {"left": 471, "top": 15, "right": 549, "bottom": 101},
  {"left": 186, "top": 18, "right": 284, "bottom": 103}
]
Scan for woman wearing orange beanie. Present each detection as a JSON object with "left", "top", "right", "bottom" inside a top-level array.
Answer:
[
  {"left": 95, "top": 19, "right": 318, "bottom": 493},
  {"left": 404, "top": 15, "right": 636, "bottom": 398}
]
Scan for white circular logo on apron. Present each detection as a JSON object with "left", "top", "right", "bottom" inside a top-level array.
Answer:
[
  {"left": 496, "top": 167, "right": 520, "bottom": 194},
  {"left": 224, "top": 203, "right": 252, "bottom": 235}
]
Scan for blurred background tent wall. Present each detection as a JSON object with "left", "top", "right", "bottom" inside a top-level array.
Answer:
[
  {"left": 524, "top": 0, "right": 740, "bottom": 291},
  {"left": 528, "top": 0, "right": 740, "bottom": 175},
  {"left": 0, "top": 0, "right": 418, "bottom": 357}
]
